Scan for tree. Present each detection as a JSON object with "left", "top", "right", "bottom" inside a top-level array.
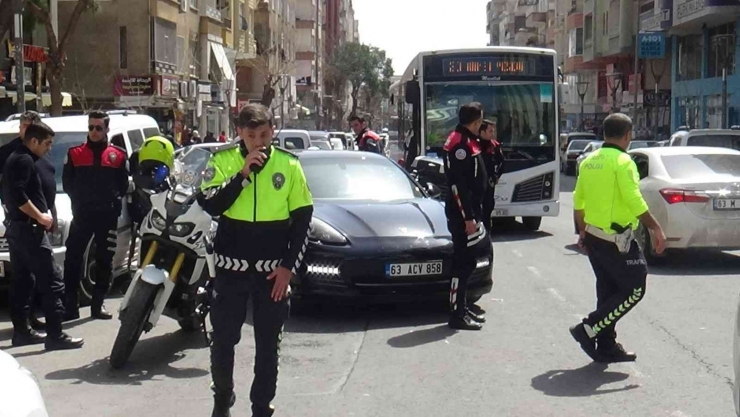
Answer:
[{"left": 25, "top": 0, "right": 97, "bottom": 116}]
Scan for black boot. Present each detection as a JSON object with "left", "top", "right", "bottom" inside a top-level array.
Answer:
[
  {"left": 91, "top": 303, "right": 113, "bottom": 320},
  {"left": 211, "top": 392, "right": 236, "bottom": 417},
  {"left": 569, "top": 323, "right": 600, "bottom": 361},
  {"left": 252, "top": 404, "right": 276, "bottom": 417},
  {"left": 596, "top": 343, "right": 637, "bottom": 363},
  {"left": 30, "top": 316, "right": 46, "bottom": 331},
  {"left": 448, "top": 314, "right": 483, "bottom": 331},
  {"left": 45, "top": 332, "right": 84, "bottom": 351},
  {"left": 12, "top": 329, "right": 47, "bottom": 347},
  {"left": 466, "top": 308, "right": 486, "bottom": 323}
]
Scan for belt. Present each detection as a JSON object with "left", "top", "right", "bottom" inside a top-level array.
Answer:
[
  {"left": 585, "top": 224, "right": 618, "bottom": 243},
  {"left": 215, "top": 254, "right": 281, "bottom": 273}
]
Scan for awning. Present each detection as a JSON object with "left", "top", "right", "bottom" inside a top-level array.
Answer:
[
  {"left": 6, "top": 91, "right": 37, "bottom": 103},
  {"left": 41, "top": 92, "right": 73, "bottom": 107},
  {"left": 210, "top": 42, "right": 236, "bottom": 108}
]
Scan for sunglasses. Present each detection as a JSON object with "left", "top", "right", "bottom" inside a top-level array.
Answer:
[{"left": 88, "top": 125, "right": 105, "bottom": 132}]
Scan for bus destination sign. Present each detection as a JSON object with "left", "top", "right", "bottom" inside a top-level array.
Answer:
[
  {"left": 444, "top": 57, "right": 530, "bottom": 76},
  {"left": 425, "top": 53, "right": 554, "bottom": 82}
]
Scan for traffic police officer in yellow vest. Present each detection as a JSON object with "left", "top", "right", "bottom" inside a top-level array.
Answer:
[
  {"left": 570, "top": 113, "right": 666, "bottom": 363},
  {"left": 199, "top": 104, "right": 313, "bottom": 417}
]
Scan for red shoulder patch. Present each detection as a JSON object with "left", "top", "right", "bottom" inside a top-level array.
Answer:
[
  {"left": 467, "top": 139, "right": 481, "bottom": 156},
  {"left": 102, "top": 145, "right": 127, "bottom": 168},
  {"left": 69, "top": 144, "right": 93, "bottom": 167},
  {"left": 443, "top": 132, "right": 463, "bottom": 151}
]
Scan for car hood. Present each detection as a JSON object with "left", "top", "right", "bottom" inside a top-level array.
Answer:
[
  {"left": 314, "top": 198, "right": 450, "bottom": 240},
  {"left": 0, "top": 193, "right": 72, "bottom": 236},
  {"left": 0, "top": 351, "right": 49, "bottom": 417}
]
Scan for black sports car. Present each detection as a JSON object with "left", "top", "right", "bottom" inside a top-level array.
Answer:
[{"left": 295, "top": 150, "right": 493, "bottom": 303}]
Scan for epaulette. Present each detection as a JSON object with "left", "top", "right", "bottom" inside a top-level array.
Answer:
[
  {"left": 273, "top": 146, "right": 298, "bottom": 158},
  {"left": 213, "top": 142, "right": 240, "bottom": 153}
]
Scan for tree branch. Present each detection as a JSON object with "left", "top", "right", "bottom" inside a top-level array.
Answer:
[{"left": 58, "top": 0, "right": 92, "bottom": 52}]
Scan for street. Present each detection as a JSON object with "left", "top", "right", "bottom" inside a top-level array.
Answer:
[{"left": 0, "top": 173, "right": 737, "bottom": 417}]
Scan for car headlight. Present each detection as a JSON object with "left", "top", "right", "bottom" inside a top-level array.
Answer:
[
  {"left": 308, "top": 218, "right": 347, "bottom": 245},
  {"left": 168, "top": 222, "right": 195, "bottom": 237},
  {"left": 151, "top": 210, "right": 166, "bottom": 231},
  {"left": 50, "top": 219, "right": 67, "bottom": 247}
]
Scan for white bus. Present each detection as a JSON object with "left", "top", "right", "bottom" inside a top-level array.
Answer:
[{"left": 397, "top": 47, "right": 561, "bottom": 231}]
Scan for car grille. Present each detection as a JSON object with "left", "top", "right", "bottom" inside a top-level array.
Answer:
[
  {"left": 0, "top": 238, "right": 8, "bottom": 251},
  {"left": 512, "top": 172, "right": 555, "bottom": 203}
]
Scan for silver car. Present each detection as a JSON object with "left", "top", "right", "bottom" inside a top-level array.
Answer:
[
  {"left": 628, "top": 146, "right": 740, "bottom": 262},
  {"left": 575, "top": 141, "right": 604, "bottom": 176}
]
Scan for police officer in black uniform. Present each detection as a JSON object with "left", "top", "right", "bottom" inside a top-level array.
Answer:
[
  {"left": 349, "top": 115, "right": 383, "bottom": 154},
  {"left": 62, "top": 111, "right": 129, "bottom": 321},
  {"left": 3, "top": 122, "right": 83, "bottom": 350},
  {"left": 478, "top": 119, "right": 505, "bottom": 232},
  {"left": 443, "top": 103, "right": 489, "bottom": 330}
]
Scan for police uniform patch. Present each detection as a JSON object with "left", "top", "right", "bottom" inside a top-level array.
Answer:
[
  {"left": 108, "top": 152, "right": 118, "bottom": 164},
  {"left": 203, "top": 167, "right": 215, "bottom": 182},
  {"left": 272, "top": 172, "right": 286, "bottom": 190},
  {"left": 455, "top": 149, "right": 467, "bottom": 160}
]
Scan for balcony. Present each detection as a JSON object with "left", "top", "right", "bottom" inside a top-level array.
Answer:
[
  {"left": 526, "top": 11, "right": 547, "bottom": 30},
  {"left": 237, "top": 31, "right": 257, "bottom": 60}
]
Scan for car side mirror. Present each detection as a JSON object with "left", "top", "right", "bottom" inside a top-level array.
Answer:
[{"left": 426, "top": 182, "right": 442, "bottom": 199}]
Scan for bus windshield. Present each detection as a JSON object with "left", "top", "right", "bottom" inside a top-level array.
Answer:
[{"left": 424, "top": 82, "right": 556, "bottom": 170}]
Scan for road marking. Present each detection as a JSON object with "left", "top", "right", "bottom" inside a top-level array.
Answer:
[
  {"left": 512, "top": 249, "right": 523, "bottom": 258},
  {"left": 526, "top": 266, "right": 541, "bottom": 277},
  {"left": 547, "top": 287, "right": 566, "bottom": 303}
]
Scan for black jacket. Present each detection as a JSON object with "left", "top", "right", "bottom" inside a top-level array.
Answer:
[
  {"left": 478, "top": 138, "right": 505, "bottom": 186},
  {"left": 62, "top": 138, "right": 129, "bottom": 214},
  {"left": 442, "top": 125, "right": 487, "bottom": 221},
  {"left": 2, "top": 145, "right": 47, "bottom": 222}
]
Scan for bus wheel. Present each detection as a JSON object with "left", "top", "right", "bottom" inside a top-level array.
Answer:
[{"left": 522, "top": 217, "right": 542, "bottom": 231}]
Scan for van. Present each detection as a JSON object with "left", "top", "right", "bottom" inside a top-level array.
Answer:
[
  {"left": 668, "top": 128, "right": 740, "bottom": 148},
  {"left": 272, "top": 129, "right": 311, "bottom": 150},
  {"left": 0, "top": 113, "right": 160, "bottom": 301}
]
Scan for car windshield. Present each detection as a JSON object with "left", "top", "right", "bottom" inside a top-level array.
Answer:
[
  {"left": 311, "top": 141, "right": 332, "bottom": 150},
  {"left": 686, "top": 135, "right": 740, "bottom": 149},
  {"left": 629, "top": 141, "right": 654, "bottom": 150},
  {"left": 300, "top": 156, "right": 424, "bottom": 201},
  {"left": 661, "top": 154, "right": 740, "bottom": 179},
  {"left": 568, "top": 140, "right": 592, "bottom": 151}
]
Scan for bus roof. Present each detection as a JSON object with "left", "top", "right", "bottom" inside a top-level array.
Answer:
[{"left": 401, "top": 46, "right": 557, "bottom": 82}]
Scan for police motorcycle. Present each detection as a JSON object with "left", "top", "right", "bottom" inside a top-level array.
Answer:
[{"left": 109, "top": 138, "right": 217, "bottom": 369}]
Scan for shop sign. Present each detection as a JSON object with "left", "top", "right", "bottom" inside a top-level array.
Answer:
[
  {"left": 638, "top": 33, "right": 666, "bottom": 59},
  {"left": 198, "top": 82, "right": 212, "bottom": 103},
  {"left": 6, "top": 41, "right": 49, "bottom": 63},
  {"left": 114, "top": 75, "right": 155, "bottom": 96},
  {"left": 160, "top": 75, "right": 179, "bottom": 98},
  {"left": 644, "top": 91, "right": 671, "bottom": 107}
]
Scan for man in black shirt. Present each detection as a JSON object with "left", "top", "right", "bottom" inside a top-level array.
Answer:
[
  {"left": 3, "top": 123, "right": 83, "bottom": 350},
  {"left": 478, "top": 119, "right": 505, "bottom": 232}
]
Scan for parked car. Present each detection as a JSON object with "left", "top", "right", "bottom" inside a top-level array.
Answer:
[
  {"left": 308, "top": 131, "right": 331, "bottom": 142},
  {"left": 575, "top": 141, "right": 604, "bottom": 176},
  {"left": 628, "top": 140, "right": 657, "bottom": 150},
  {"left": 188, "top": 144, "right": 493, "bottom": 305},
  {"left": 329, "top": 137, "right": 345, "bottom": 150},
  {"left": 0, "top": 113, "right": 158, "bottom": 300},
  {"left": 669, "top": 128, "right": 740, "bottom": 148},
  {"left": 560, "top": 133, "right": 596, "bottom": 175},
  {"left": 311, "top": 140, "right": 333, "bottom": 150},
  {"left": 628, "top": 146, "right": 740, "bottom": 263},
  {"left": 273, "top": 129, "right": 311, "bottom": 150},
  {"left": 329, "top": 132, "right": 350, "bottom": 149},
  {"left": 0, "top": 350, "right": 49, "bottom": 417}
]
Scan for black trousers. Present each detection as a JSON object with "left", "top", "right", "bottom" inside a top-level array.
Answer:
[
  {"left": 63, "top": 211, "right": 119, "bottom": 310},
  {"left": 482, "top": 184, "right": 496, "bottom": 232},
  {"left": 210, "top": 270, "right": 289, "bottom": 417},
  {"left": 583, "top": 233, "right": 648, "bottom": 347},
  {"left": 7, "top": 221, "right": 65, "bottom": 337},
  {"left": 447, "top": 219, "right": 486, "bottom": 317}
]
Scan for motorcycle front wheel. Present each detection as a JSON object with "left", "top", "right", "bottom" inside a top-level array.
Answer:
[{"left": 109, "top": 281, "right": 159, "bottom": 369}]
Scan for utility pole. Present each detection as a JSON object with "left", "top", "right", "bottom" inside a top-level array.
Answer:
[
  {"left": 13, "top": 0, "right": 25, "bottom": 113},
  {"left": 315, "top": 0, "right": 322, "bottom": 130}
]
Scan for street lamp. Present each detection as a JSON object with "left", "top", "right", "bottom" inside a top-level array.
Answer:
[
  {"left": 576, "top": 79, "right": 589, "bottom": 131},
  {"left": 606, "top": 72, "right": 623, "bottom": 114},
  {"left": 712, "top": 34, "right": 735, "bottom": 129}
]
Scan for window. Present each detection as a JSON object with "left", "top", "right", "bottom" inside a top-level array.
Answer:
[
  {"left": 639, "top": 1, "right": 654, "bottom": 15},
  {"left": 143, "top": 127, "right": 161, "bottom": 138},
  {"left": 687, "top": 134, "right": 740, "bottom": 149},
  {"left": 706, "top": 95, "right": 725, "bottom": 128},
  {"left": 119, "top": 27, "right": 127, "bottom": 69},
  {"left": 678, "top": 34, "right": 703, "bottom": 81},
  {"left": 631, "top": 154, "right": 649, "bottom": 179},
  {"left": 176, "top": 36, "right": 185, "bottom": 74},
  {"left": 154, "top": 18, "right": 177, "bottom": 65},
  {"left": 190, "top": 0, "right": 198, "bottom": 9},
  {"left": 584, "top": 15, "right": 593, "bottom": 47},
  {"left": 661, "top": 154, "right": 740, "bottom": 179},
  {"left": 284, "top": 137, "right": 306, "bottom": 149},
  {"left": 608, "top": 0, "right": 619, "bottom": 37},
  {"left": 569, "top": 28, "right": 583, "bottom": 57},
  {"left": 709, "top": 23, "right": 736, "bottom": 79},
  {"left": 127, "top": 129, "right": 145, "bottom": 151}
]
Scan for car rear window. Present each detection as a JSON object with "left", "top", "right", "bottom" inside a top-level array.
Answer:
[
  {"left": 284, "top": 137, "right": 305, "bottom": 149},
  {"left": 686, "top": 135, "right": 740, "bottom": 149},
  {"left": 568, "top": 140, "right": 592, "bottom": 151},
  {"left": 661, "top": 154, "right": 740, "bottom": 179}
]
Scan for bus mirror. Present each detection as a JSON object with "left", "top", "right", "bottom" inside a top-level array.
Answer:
[{"left": 405, "top": 80, "right": 420, "bottom": 104}]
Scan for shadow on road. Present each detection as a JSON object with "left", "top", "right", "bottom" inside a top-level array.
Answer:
[
  {"left": 491, "top": 223, "right": 553, "bottom": 243},
  {"left": 386, "top": 324, "right": 456, "bottom": 348},
  {"left": 531, "top": 363, "right": 640, "bottom": 397},
  {"left": 44, "top": 330, "right": 209, "bottom": 386},
  {"left": 649, "top": 250, "right": 740, "bottom": 276}
]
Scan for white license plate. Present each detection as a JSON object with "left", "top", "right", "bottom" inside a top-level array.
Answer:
[
  {"left": 714, "top": 199, "right": 740, "bottom": 210},
  {"left": 494, "top": 209, "right": 509, "bottom": 216},
  {"left": 386, "top": 261, "right": 443, "bottom": 277}
]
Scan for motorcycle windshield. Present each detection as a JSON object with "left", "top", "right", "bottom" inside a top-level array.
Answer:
[{"left": 174, "top": 147, "right": 213, "bottom": 191}]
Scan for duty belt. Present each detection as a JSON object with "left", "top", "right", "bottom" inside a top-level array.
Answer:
[
  {"left": 585, "top": 224, "right": 633, "bottom": 254},
  {"left": 215, "top": 254, "right": 281, "bottom": 273}
]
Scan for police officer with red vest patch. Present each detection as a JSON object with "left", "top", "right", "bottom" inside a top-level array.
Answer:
[
  {"left": 62, "top": 111, "right": 129, "bottom": 321},
  {"left": 443, "top": 102, "right": 489, "bottom": 331},
  {"left": 349, "top": 115, "right": 383, "bottom": 154}
]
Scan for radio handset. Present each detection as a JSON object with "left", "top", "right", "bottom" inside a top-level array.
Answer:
[{"left": 250, "top": 146, "right": 272, "bottom": 174}]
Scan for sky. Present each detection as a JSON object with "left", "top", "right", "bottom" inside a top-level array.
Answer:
[{"left": 353, "top": 0, "right": 491, "bottom": 75}]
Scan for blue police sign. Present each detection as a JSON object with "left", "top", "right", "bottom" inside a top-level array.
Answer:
[{"left": 638, "top": 32, "right": 667, "bottom": 59}]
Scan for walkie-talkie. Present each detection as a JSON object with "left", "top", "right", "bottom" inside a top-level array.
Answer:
[{"left": 250, "top": 146, "right": 272, "bottom": 174}]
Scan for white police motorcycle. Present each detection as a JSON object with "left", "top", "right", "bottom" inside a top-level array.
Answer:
[{"left": 109, "top": 147, "right": 217, "bottom": 369}]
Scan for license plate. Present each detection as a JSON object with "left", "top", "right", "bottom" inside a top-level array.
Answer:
[
  {"left": 494, "top": 209, "right": 509, "bottom": 216},
  {"left": 386, "top": 261, "right": 443, "bottom": 277},
  {"left": 714, "top": 199, "right": 740, "bottom": 210}
]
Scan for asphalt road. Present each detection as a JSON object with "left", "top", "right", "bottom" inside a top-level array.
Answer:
[{"left": 1, "top": 174, "right": 737, "bottom": 417}]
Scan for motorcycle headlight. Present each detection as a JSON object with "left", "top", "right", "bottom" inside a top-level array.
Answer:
[
  {"left": 308, "top": 218, "right": 347, "bottom": 245},
  {"left": 151, "top": 210, "right": 166, "bottom": 231},
  {"left": 168, "top": 222, "right": 195, "bottom": 237},
  {"left": 50, "top": 219, "right": 67, "bottom": 247}
]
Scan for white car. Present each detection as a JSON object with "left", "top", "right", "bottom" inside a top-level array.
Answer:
[
  {"left": 0, "top": 350, "right": 49, "bottom": 417},
  {"left": 669, "top": 128, "right": 740, "bottom": 147},
  {"left": 329, "top": 137, "right": 345, "bottom": 150},
  {"left": 0, "top": 113, "right": 159, "bottom": 301},
  {"left": 628, "top": 146, "right": 740, "bottom": 262}
]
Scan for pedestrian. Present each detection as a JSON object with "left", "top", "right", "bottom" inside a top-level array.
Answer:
[
  {"left": 62, "top": 111, "right": 129, "bottom": 321},
  {"left": 219, "top": 131, "right": 227, "bottom": 143},
  {"left": 442, "top": 102, "right": 489, "bottom": 331},
  {"left": 204, "top": 131, "right": 218, "bottom": 143},
  {"left": 477, "top": 119, "right": 505, "bottom": 232},
  {"left": 571, "top": 113, "right": 667, "bottom": 362},
  {"left": 192, "top": 130, "right": 202, "bottom": 144},
  {"left": 3, "top": 122, "right": 84, "bottom": 350},
  {"left": 349, "top": 115, "right": 382, "bottom": 154},
  {"left": 199, "top": 103, "right": 313, "bottom": 417},
  {"left": 182, "top": 128, "right": 193, "bottom": 147}
]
